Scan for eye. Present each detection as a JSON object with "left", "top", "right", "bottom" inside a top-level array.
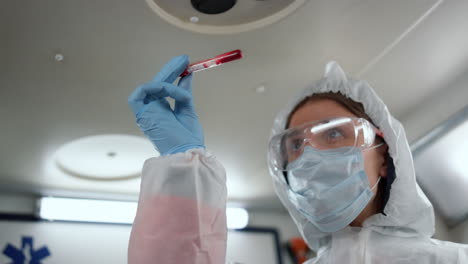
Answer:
[
  {"left": 324, "top": 128, "right": 344, "bottom": 143},
  {"left": 291, "top": 139, "right": 303, "bottom": 151},
  {"left": 286, "top": 138, "right": 304, "bottom": 152}
]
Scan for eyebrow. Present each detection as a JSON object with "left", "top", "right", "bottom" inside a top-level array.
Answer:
[{"left": 286, "top": 130, "right": 303, "bottom": 140}]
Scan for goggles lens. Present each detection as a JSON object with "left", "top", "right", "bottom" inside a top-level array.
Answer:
[{"left": 269, "top": 117, "right": 382, "bottom": 171}]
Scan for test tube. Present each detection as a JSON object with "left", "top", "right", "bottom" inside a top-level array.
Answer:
[{"left": 180, "top": 49, "right": 243, "bottom": 77}]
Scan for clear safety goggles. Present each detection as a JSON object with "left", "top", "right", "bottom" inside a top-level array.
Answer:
[{"left": 268, "top": 117, "right": 384, "bottom": 171}]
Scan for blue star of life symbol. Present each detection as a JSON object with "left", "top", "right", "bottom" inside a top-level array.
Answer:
[{"left": 2, "top": 236, "right": 50, "bottom": 264}]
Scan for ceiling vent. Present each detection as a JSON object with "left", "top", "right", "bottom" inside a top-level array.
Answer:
[{"left": 146, "top": 0, "right": 306, "bottom": 34}]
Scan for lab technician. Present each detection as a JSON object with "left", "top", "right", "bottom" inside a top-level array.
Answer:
[{"left": 127, "top": 55, "right": 468, "bottom": 263}]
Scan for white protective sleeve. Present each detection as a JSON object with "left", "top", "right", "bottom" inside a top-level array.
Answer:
[{"left": 128, "top": 149, "right": 228, "bottom": 264}]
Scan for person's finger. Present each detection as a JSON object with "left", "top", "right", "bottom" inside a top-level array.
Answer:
[
  {"left": 178, "top": 73, "right": 193, "bottom": 94},
  {"left": 136, "top": 99, "right": 173, "bottom": 130},
  {"left": 175, "top": 73, "right": 194, "bottom": 112},
  {"left": 128, "top": 80, "right": 192, "bottom": 114},
  {"left": 152, "top": 55, "right": 189, "bottom": 85},
  {"left": 155, "top": 82, "right": 191, "bottom": 102},
  {"left": 174, "top": 74, "right": 198, "bottom": 131},
  {"left": 128, "top": 83, "right": 150, "bottom": 114},
  {"left": 129, "top": 55, "right": 189, "bottom": 115},
  {"left": 140, "top": 80, "right": 192, "bottom": 100}
]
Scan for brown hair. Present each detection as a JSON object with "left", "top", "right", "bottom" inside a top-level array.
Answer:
[{"left": 286, "top": 92, "right": 374, "bottom": 129}]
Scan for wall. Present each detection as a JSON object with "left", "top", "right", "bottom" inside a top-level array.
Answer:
[
  {"left": 0, "top": 194, "right": 296, "bottom": 264},
  {"left": 0, "top": 218, "right": 289, "bottom": 264},
  {"left": 248, "top": 210, "right": 304, "bottom": 264},
  {"left": 0, "top": 220, "right": 130, "bottom": 263},
  {"left": 0, "top": 192, "right": 37, "bottom": 215}
]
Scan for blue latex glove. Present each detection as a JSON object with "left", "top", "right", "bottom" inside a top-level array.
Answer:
[{"left": 128, "top": 55, "right": 205, "bottom": 155}]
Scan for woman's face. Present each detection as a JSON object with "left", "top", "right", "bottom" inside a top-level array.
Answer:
[{"left": 288, "top": 98, "right": 388, "bottom": 224}]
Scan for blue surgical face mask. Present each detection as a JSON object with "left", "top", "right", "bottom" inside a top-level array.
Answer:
[{"left": 286, "top": 146, "right": 380, "bottom": 233}]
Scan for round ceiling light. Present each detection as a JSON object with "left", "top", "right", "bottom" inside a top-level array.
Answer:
[
  {"left": 55, "top": 134, "right": 156, "bottom": 180},
  {"left": 146, "top": 0, "right": 306, "bottom": 34}
]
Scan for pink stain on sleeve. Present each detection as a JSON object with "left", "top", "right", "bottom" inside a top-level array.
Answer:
[{"left": 128, "top": 195, "right": 227, "bottom": 264}]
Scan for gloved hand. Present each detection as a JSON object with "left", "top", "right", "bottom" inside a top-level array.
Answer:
[{"left": 128, "top": 55, "right": 205, "bottom": 155}]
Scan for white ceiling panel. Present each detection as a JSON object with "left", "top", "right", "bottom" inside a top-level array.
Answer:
[{"left": 362, "top": 0, "right": 468, "bottom": 117}]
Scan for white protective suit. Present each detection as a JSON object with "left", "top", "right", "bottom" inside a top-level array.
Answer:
[{"left": 128, "top": 62, "right": 468, "bottom": 264}]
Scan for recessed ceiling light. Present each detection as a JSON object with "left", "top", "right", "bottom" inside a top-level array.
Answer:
[
  {"left": 190, "top": 16, "right": 200, "bottom": 23},
  {"left": 255, "top": 85, "right": 267, "bottom": 94},
  {"left": 55, "top": 134, "right": 156, "bottom": 180},
  {"left": 54, "top": 53, "right": 64, "bottom": 62}
]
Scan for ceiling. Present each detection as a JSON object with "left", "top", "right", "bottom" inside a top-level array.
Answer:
[{"left": 1, "top": 0, "right": 468, "bottom": 210}]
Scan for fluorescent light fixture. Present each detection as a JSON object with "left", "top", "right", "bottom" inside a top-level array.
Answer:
[
  {"left": 38, "top": 197, "right": 137, "bottom": 224},
  {"left": 226, "top": 207, "right": 249, "bottom": 229},
  {"left": 38, "top": 197, "right": 249, "bottom": 229}
]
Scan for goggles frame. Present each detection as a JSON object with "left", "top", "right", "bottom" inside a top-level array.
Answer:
[{"left": 268, "top": 117, "right": 384, "bottom": 172}]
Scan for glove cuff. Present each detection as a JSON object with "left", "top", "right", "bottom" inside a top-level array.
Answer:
[{"left": 163, "top": 144, "right": 206, "bottom": 156}]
